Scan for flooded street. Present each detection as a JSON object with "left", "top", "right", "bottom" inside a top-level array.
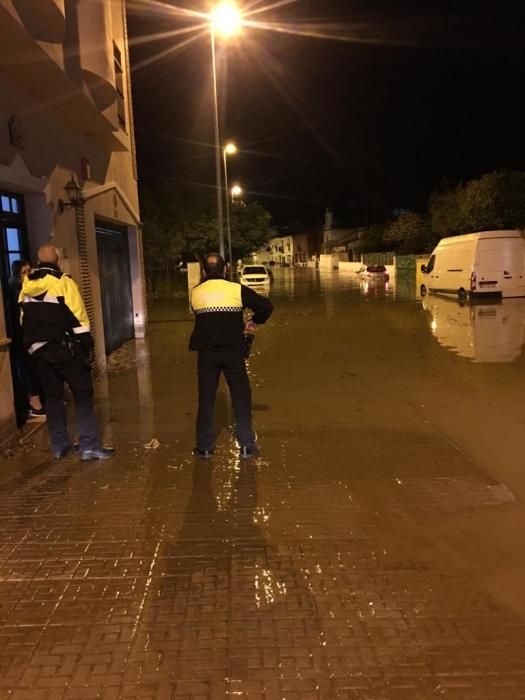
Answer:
[{"left": 2, "top": 268, "right": 525, "bottom": 698}]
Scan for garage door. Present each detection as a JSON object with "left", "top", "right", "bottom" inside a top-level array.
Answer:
[{"left": 96, "top": 222, "right": 134, "bottom": 353}]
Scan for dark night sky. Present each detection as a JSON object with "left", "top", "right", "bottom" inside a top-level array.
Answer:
[{"left": 127, "top": 1, "right": 525, "bottom": 227}]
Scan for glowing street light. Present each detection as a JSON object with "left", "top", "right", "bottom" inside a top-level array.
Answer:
[
  {"left": 231, "top": 184, "right": 243, "bottom": 199},
  {"left": 224, "top": 141, "right": 238, "bottom": 156},
  {"left": 210, "top": 2, "right": 243, "bottom": 37}
]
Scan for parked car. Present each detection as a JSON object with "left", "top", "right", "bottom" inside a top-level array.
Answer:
[
  {"left": 420, "top": 230, "right": 525, "bottom": 301},
  {"left": 240, "top": 265, "right": 271, "bottom": 289},
  {"left": 357, "top": 265, "right": 390, "bottom": 281}
]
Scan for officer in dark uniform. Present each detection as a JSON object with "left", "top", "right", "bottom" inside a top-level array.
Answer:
[
  {"left": 20, "top": 245, "right": 114, "bottom": 461},
  {"left": 190, "top": 253, "right": 273, "bottom": 459}
]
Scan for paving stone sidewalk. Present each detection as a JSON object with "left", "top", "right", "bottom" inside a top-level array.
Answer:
[{"left": 1, "top": 286, "right": 525, "bottom": 699}]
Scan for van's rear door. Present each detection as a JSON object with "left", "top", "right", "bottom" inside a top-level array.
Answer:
[
  {"left": 501, "top": 238, "right": 525, "bottom": 297},
  {"left": 476, "top": 241, "right": 503, "bottom": 294}
]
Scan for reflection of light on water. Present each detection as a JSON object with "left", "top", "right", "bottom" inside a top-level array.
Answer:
[
  {"left": 214, "top": 448, "right": 241, "bottom": 511},
  {"left": 131, "top": 524, "right": 165, "bottom": 643},
  {"left": 253, "top": 505, "right": 270, "bottom": 524},
  {"left": 254, "top": 566, "right": 287, "bottom": 608}
]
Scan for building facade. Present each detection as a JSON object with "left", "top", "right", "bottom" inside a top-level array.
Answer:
[
  {"left": 323, "top": 209, "right": 363, "bottom": 261},
  {"left": 0, "top": 0, "right": 145, "bottom": 449},
  {"left": 255, "top": 229, "right": 322, "bottom": 266}
]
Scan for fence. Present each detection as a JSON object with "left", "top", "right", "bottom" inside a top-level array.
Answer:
[
  {"left": 362, "top": 252, "right": 396, "bottom": 266},
  {"left": 396, "top": 255, "right": 419, "bottom": 274}
]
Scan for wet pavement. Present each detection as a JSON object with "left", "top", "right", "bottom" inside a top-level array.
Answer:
[{"left": 2, "top": 269, "right": 525, "bottom": 698}]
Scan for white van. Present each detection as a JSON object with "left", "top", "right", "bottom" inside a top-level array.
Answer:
[{"left": 421, "top": 230, "right": 525, "bottom": 300}]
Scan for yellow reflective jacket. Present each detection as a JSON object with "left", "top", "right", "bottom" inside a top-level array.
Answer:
[{"left": 19, "top": 264, "right": 90, "bottom": 348}]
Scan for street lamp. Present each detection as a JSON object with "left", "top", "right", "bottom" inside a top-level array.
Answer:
[
  {"left": 224, "top": 141, "right": 238, "bottom": 156},
  {"left": 231, "top": 184, "right": 243, "bottom": 200},
  {"left": 210, "top": 2, "right": 243, "bottom": 37},
  {"left": 58, "top": 175, "right": 84, "bottom": 214},
  {"left": 223, "top": 141, "right": 238, "bottom": 279},
  {"left": 209, "top": 3, "right": 243, "bottom": 259}
]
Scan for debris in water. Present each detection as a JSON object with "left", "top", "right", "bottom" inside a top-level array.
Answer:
[{"left": 144, "top": 438, "right": 161, "bottom": 450}]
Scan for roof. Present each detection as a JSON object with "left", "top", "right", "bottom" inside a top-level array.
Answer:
[{"left": 438, "top": 230, "right": 524, "bottom": 246}]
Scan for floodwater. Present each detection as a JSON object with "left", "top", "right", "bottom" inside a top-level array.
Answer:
[{"left": 2, "top": 268, "right": 525, "bottom": 698}]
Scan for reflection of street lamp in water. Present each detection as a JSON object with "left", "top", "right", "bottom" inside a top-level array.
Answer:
[{"left": 209, "top": 3, "right": 243, "bottom": 257}]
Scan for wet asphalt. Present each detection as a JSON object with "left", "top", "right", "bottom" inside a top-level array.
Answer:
[{"left": 2, "top": 268, "right": 525, "bottom": 698}]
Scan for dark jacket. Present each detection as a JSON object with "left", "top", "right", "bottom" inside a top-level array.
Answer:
[
  {"left": 190, "top": 278, "right": 273, "bottom": 353},
  {"left": 20, "top": 264, "right": 91, "bottom": 349}
]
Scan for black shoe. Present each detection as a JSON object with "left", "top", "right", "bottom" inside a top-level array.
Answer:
[
  {"left": 53, "top": 445, "right": 73, "bottom": 460},
  {"left": 80, "top": 447, "right": 115, "bottom": 461},
  {"left": 28, "top": 406, "right": 46, "bottom": 418},
  {"left": 193, "top": 448, "right": 214, "bottom": 460},
  {"left": 240, "top": 445, "right": 260, "bottom": 460}
]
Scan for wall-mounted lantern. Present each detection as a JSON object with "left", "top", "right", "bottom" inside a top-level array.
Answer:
[{"left": 59, "top": 176, "right": 84, "bottom": 213}]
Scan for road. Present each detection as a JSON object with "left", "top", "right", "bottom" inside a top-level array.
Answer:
[{"left": 1, "top": 267, "right": 525, "bottom": 698}]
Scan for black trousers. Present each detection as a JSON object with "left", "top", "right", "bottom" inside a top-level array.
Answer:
[
  {"left": 33, "top": 342, "right": 100, "bottom": 452},
  {"left": 196, "top": 350, "right": 255, "bottom": 451},
  {"left": 10, "top": 338, "right": 42, "bottom": 425}
]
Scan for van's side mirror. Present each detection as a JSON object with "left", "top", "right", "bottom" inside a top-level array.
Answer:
[{"left": 421, "top": 265, "right": 427, "bottom": 273}]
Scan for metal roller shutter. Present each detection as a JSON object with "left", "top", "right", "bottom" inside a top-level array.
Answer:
[{"left": 96, "top": 221, "right": 134, "bottom": 354}]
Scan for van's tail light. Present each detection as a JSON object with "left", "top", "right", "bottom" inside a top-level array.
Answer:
[{"left": 470, "top": 272, "right": 477, "bottom": 291}]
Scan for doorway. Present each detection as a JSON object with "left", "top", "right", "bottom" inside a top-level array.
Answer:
[{"left": 96, "top": 221, "right": 134, "bottom": 354}]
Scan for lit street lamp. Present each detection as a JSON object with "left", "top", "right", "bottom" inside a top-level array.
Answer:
[
  {"left": 223, "top": 141, "right": 238, "bottom": 279},
  {"left": 210, "top": 3, "right": 243, "bottom": 37},
  {"left": 209, "top": 3, "right": 243, "bottom": 258},
  {"left": 231, "top": 184, "right": 243, "bottom": 200}
]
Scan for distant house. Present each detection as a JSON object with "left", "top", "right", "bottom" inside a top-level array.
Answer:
[
  {"left": 323, "top": 209, "right": 363, "bottom": 262},
  {"left": 254, "top": 227, "right": 323, "bottom": 266}
]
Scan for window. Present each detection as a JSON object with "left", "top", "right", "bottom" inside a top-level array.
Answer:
[
  {"left": 1, "top": 192, "right": 27, "bottom": 281},
  {"left": 114, "top": 43, "right": 126, "bottom": 130},
  {"left": 243, "top": 266, "right": 267, "bottom": 275},
  {"left": 426, "top": 255, "right": 436, "bottom": 274},
  {"left": 1, "top": 195, "right": 20, "bottom": 215},
  {"left": 0, "top": 191, "right": 28, "bottom": 337}
]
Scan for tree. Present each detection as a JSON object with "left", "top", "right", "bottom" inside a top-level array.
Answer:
[
  {"left": 140, "top": 187, "right": 186, "bottom": 288},
  {"left": 140, "top": 184, "right": 273, "bottom": 274},
  {"left": 461, "top": 170, "right": 525, "bottom": 232},
  {"left": 357, "top": 223, "right": 390, "bottom": 254},
  {"left": 429, "top": 185, "right": 466, "bottom": 237},
  {"left": 230, "top": 202, "right": 272, "bottom": 259},
  {"left": 384, "top": 212, "right": 434, "bottom": 253},
  {"left": 430, "top": 170, "right": 525, "bottom": 238}
]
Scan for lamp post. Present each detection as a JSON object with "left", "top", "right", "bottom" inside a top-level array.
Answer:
[
  {"left": 209, "top": 3, "right": 242, "bottom": 259},
  {"left": 223, "top": 141, "right": 238, "bottom": 279}
]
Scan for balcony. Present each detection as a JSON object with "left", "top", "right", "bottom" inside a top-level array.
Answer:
[
  {"left": 0, "top": 1, "right": 124, "bottom": 151},
  {"left": 11, "top": 0, "right": 65, "bottom": 44}
]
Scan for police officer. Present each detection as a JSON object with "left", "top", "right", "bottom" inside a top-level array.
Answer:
[
  {"left": 20, "top": 245, "right": 114, "bottom": 461},
  {"left": 190, "top": 253, "right": 273, "bottom": 459}
]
